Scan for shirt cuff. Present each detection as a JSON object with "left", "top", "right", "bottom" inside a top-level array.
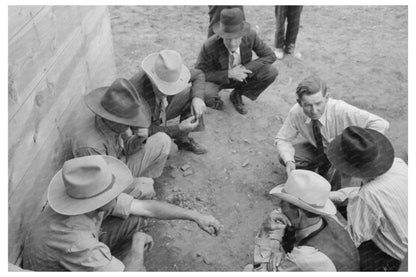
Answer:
[
  {"left": 100, "top": 257, "right": 125, "bottom": 271},
  {"left": 111, "top": 193, "right": 134, "bottom": 219}
]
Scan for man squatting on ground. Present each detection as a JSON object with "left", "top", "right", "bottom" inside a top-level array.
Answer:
[
  {"left": 22, "top": 155, "right": 221, "bottom": 271},
  {"left": 196, "top": 8, "right": 278, "bottom": 115},
  {"left": 274, "top": 75, "right": 389, "bottom": 189}
]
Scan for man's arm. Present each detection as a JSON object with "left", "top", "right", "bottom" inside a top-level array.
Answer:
[
  {"left": 122, "top": 232, "right": 153, "bottom": 271},
  {"left": 274, "top": 113, "right": 299, "bottom": 165},
  {"left": 243, "top": 30, "right": 277, "bottom": 74},
  {"left": 130, "top": 199, "right": 221, "bottom": 236},
  {"left": 195, "top": 41, "right": 230, "bottom": 84}
]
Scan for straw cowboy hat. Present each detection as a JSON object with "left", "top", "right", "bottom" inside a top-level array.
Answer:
[
  {"left": 48, "top": 155, "right": 133, "bottom": 216},
  {"left": 270, "top": 170, "right": 336, "bottom": 216},
  {"left": 327, "top": 126, "right": 394, "bottom": 178},
  {"left": 213, "top": 8, "right": 251, "bottom": 39},
  {"left": 142, "top": 50, "right": 191, "bottom": 96},
  {"left": 85, "top": 78, "right": 151, "bottom": 127}
]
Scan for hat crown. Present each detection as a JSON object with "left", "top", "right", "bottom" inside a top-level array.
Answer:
[
  {"left": 153, "top": 50, "right": 182, "bottom": 84},
  {"left": 100, "top": 78, "right": 140, "bottom": 120},
  {"left": 215, "top": 8, "right": 249, "bottom": 38},
  {"left": 220, "top": 8, "right": 244, "bottom": 26},
  {"left": 284, "top": 170, "right": 330, "bottom": 208},
  {"left": 341, "top": 126, "right": 378, "bottom": 164},
  {"left": 62, "top": 156, "right": 114, "bottom": 199}
]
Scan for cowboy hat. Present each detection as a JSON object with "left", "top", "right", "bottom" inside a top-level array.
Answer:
[
  {"left": 48, "top": 155, "right": 133, "bottom": 216},
  {"left": 213, "top": 8, "right": 251, "bottom": 39},
  {"left": 85, "top": 78, "right": 151, "bottom": 127},
  {"left": 270, "top": 170, "right": 336, "bottom": 216},
  {"left": 142, "top": 50, "right": 191, "bottom": 96},
  {"left": 327, "top": 126, "right": 394, "bottom": 178}
]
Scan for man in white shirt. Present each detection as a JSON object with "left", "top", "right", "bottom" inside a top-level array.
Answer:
[
  {"left": 327, "top": 126, "right": 407, "bottom": 271},
  {"left": 275, "top": 75, "right": 389, "bottom": 187}
]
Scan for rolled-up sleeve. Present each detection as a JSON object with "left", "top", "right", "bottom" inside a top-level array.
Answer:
[{"left": 111, "top": 193, "right": 134, "bottom": 219}]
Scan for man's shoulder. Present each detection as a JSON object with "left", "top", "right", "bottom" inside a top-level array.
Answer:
[{"left": 201, "top": 35, "right": 222, "bottom": 50}]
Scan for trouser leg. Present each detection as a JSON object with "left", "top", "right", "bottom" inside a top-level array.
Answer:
[
  {"left": 203, "top": 81, "right": 224, "bottom": 109},
  {"left": 126, "top": 132, "right": 171, "bottom": 178},
  {"left": 234, "top": 64, "right": 278, "bottom": 101},
  {"left": 274, "top": 6, "right": 287, "bottom": 48},
  {"left": 99, "top": 215, "right": 145, "bottom": 259},
  {"left": 285, "top": 6, "right": 303, "bottom": 47}
]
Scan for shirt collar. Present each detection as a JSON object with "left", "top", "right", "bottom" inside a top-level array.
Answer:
[
  {"left": 295, "top": 218, "right": 324, "bottom": 242},
  {"left": 228, "top": 46, "right": 241, "bottom": 56}
]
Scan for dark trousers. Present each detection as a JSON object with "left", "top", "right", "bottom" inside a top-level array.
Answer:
[
  {"left": 274, "top": 6, "right": 303, "bottom": 48},
  {"left": 207, "top": 5, "right": 245, "bottom": 38},
  {"left": 358, "top": 240, "right": 401, "bottom": 271},
  {"left": 204, "top": 64, "right": 278, "bottom": 106},
  {"left": 99, "top": 215, "right": 144, "bottom": 260},
  {"left": 278, "top": 142, "right": 342, "bottom": 191}
]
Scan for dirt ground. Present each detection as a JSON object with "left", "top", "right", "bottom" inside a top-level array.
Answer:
[{"left": 109, "top": 6, "right": 408, "bottom": 271}]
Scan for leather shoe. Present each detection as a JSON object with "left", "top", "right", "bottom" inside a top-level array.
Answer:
[
  {"left": 230, "top": 91, "right": 248, "bottom": 114},
  {"left": 175, "top": 137, "right": 208, "bottom": 155}
]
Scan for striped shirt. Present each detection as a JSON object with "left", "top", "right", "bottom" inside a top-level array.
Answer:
[
  {"left": 275, "top": 98, "right": 390, "bottom": 164},
  {"left": 346, "top": 158, "right": 408, "bottom": 260}
]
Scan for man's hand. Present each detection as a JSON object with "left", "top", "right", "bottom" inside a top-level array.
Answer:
[
  {"left": 129, "top": 177, "right": 156, "bottom": 200},
  {"left": 228, "top": 65, "right": 252, "bottom": 82},
  {"left": 135, "top": 128, "right": 149, "bottom": 139},
  {"left": 179, "top": 116, "right": 199, "bottom": 132},
  {"left": 132, "top": 232, "right": 153, "bottom": 252},
  {"left": 285, "top": 161, "right": 296, "bottom": 176},
  {"left": 194, "top": 213, "right": 222, "bottom": 236},
  {"left": 192, "top": 97, "right": 206, "bottom": 118},
  {"left": 124, "top": 128, "right": 149, "bottom": 155}
]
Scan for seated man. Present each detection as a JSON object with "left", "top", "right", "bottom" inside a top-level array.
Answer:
[
  {"left": 129, "top": 49, "right": 208, "bottom": 155},
  {"left": 22, "top": 155, "right": 221, "bottom": 271},
  {"left": 327, "top": 126, "right": 408, "bottom": 271},
  {"left": 72, "top": 77, "right": 171, "bottom": 186},
  {"left": 275, "top": 75, "right": 389, "bottom": 188},
  {"left": 244, "top": 170, "right": 359, "bottom": 271},
  {"left": 196, "top": 8, "right": 278, "bottom": 114}
]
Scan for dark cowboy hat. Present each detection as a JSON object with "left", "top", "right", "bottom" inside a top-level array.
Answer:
[
  {"left": 85, "top": 78, "right": 151, "bottom": 127},
  {"left": 327, "top": 126, "right": 394, "bottom": 178},
  {"left": 213, "top": 8, "right": 251, "bottom": 39}
]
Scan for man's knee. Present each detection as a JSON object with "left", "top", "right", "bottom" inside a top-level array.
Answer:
[
  {"left": 257, "top": 64, "right": 278, "bottom": 82},
  {"left": 146, "top": 132, "right": 171, "bottom": 155},
  {"left": 204, "top": 82, "right": 221, "bottom": 103}
]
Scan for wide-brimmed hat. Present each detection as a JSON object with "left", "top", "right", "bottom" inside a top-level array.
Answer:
[
  {"left": 270, "top": 170, "right": 336, "bottom": 216},
  {"left": 213, "top": 8, "right": 251, "bottom": 39},
  {"left": 85, "top": 78, "right": 151, "bottom": 127},
  {"left": 327, "top": 126, "right": 394, "bottom": 178},
  {"left": 142, "top": 50, "right": 191, "bottom": 96},
  {"left": 48, "top": 155, "right": 133, "bottom": 216}
]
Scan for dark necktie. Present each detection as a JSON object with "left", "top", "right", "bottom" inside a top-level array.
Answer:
[{"left": 312, "top": 119, "right": 325, "bottom": 157}]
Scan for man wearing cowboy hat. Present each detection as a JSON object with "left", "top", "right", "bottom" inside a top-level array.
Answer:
[
  {"left": 129, "top": 49, "right": 208, "bottom": 155},
  {"left": 244, "top": 170, "right": 359, "bottom": 271},
  {"left": 196, "top": 7, "right": 278, "bottom": 115},
  {"left": 275, "top": 75, "right": 389, "bottom": 188},
  {"left": 22, "top": 155, "right": 221, "bottom": 271},
  {"left": 72, "top": 78, "right": 171, "bottom": 198},
  {"left": 327, "top": 126, "right": 408, "bottom": 271}
]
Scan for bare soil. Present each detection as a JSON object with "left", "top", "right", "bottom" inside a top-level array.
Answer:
[{"left": 109, "top": 5, "right": 408, "bottom": 271}]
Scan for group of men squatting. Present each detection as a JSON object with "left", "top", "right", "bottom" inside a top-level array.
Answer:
[{"left": 21, "top": 8, "right": 407, "bottom": 272}]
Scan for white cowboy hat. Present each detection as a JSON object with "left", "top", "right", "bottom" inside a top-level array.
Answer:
[
  {"left": 48, "top": 155, "right": 133, "bottom": 216},
  {"left": 270, "top": 170, "right": 336, "bottom": 216},
  {"left": 142, "top": 49, "right": 191, "bottom": 96}
]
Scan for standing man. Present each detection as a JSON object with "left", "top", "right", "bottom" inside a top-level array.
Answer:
[
  {"left": 22, "top": 155, "right": 221, "bottom": 271},
  {"left": 196, "top": 8, "right": 278, "bottom": 115},
  {"left": 275, "top": 75, "right": 389, "bottom": 187},
  {"left": 327, "top": 126, "right": 408, "bottom": 271},
  {"left": 130, "top": 49, "right": 208, "bottom": 154},
  {"left": 207, "top": 5, "right": 245, "bottom": 38},
  {"left": 244, "top": 170, "right": 359, "bottom": 271},
  {"left": 274, "top": 6, "right": 303, "bottom": 59}
]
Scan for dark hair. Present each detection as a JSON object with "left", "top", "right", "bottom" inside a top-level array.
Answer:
[{"left": 296, "top": 76, "right": 327, "bottom": 100}]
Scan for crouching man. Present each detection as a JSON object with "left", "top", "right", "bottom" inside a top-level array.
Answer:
[
  {"left": 244, "top": 170, "right": 359, "bottom": 271},
  {"left": 22, "top": 155, "right": 221, "bottom": 271}
]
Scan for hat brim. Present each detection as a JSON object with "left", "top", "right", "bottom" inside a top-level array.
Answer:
[
  {"left": 212, "top": 22, "right": 251, "bottom": 39},
  {"left": 84, "top": 87, "right": 150, "bottom": 128},
  {"left": 48, "top": 156, "right": 133, "bottom": 216},
  {"left": 327, "top": 129, "right": 394, "bottom": 178},
  {"left": 141, "top": 53, "right": 191, "bottom": 96},
  {"left": 270, "top": 185, "right": 336, "bottom": 216}
]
